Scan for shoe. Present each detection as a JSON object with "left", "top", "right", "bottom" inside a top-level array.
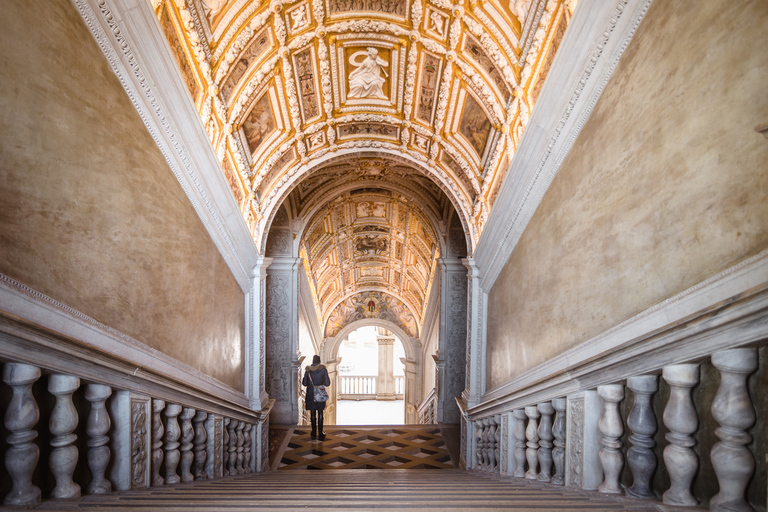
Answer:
[
  {"left": 318, "top": 431, "right": 326, "bottom": 440},
  {"left": 310, "top": 430, "right": 317, "bottom": 439}
]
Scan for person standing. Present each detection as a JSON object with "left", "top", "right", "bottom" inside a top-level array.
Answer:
[{"left": 302, "top": 355, "right": 331, "bottom": 440}]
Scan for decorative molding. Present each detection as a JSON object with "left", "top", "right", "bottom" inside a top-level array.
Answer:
[
  {"left": 71, "top": 0, "right": 260, "bottom": 291},
  {"left": 474, "top": 0, "right": 655, "bottom": 292}
]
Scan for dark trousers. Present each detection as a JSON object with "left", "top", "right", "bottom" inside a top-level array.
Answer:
[{"left": 310, "top": 409, "right": 324, "bottom": 436}]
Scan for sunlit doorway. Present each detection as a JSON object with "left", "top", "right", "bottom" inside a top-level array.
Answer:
[{"left": 336, "top": 326, "right": 406, "bottom": 425}]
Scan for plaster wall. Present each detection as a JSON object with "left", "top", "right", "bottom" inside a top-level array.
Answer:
[
  {"left": 486, "top": 0, "right": 768, "bottom": 389},
  {"left": 0, "top": 0, "right": 245, "bottom": 391}
]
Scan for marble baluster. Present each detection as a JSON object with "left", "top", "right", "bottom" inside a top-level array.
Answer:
[
  {"left": 235, "top": 421, "right": 245, "bottom": 474},
  {"left": 193, "top": 411, "right": 208, "bottom": 480},
  {"left": 48, "top": 374, "right": 81, "bottom": 499},
  {"left": 475, "top": 419, "right": 485, "bottom": 470},
  {"left": 151, "top": 399, "right": 165, "bottom": 486},
  {"left": 243, "top": 424, "right": 252, "bottom": 474},
  {"left": 662, "top": 364, "right": 699, "bottom": 507},
  {"left": 494, "top": 414, "right": 502, "bottom": 474},
  {"left": 163, "top": 404, "right": 182, "bottom": 485},
  {"left": 487, "top": 418, "right": 497, "bottom": 472},
  {"left": 537, "top": 402, "right": 555, "bottom": 483},
  {"left": 626, "top": 375, "right": 658, "bottom": 499},
  {"left": 598, "top": 384, "right": 624, "bottom": 494},
  {"left": 513, "top": 409, "right": 527, "bottom": 478},
  {"left": 2, "top": 363, "right": 41, "bottom": 506},
  {"left": 179, "top": 407, "right": 195, "bottom": 483},
  {"left": 85, "top": 383, "right": 112, "bottom": 494},
  {"left": 551, "top": 398, "right": 566, "bottom": 486},
  {"left": 222, "top": 418, "right": 230, "bottom": 477},
  {"left": 524, "top": 406, "right": 540, "bottom": 480},
  {"left": 227, "top": 418, "right": 237, "bottom": 476},
  {"left": 710, "top": 348, "right": 758, "bottom": 512}
]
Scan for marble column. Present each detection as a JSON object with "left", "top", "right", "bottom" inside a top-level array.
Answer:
[
  {"left": 151, "top": 399, "right": 165, "bottom": 486},
  {"left": 524, "top": 406, "right": 540, "bottom": 480},
  {"left": 163, "top": 403, "right": 182, "bottom": 485},
  {"left": 227, "top": 418, "right": 237, "bottom": 476},
  {"left": 193, "top": 411, "right": 208, "bottom": 480},
  {"left": 376, "top": 332, "right": 396, "bottom": 401},
  {"left": 179, "top": 407, "right": 195, "bottom": 483},
  {"left": 48, "top": 374, "right": 81, "bottom": 499},
  {"left": 243, "top": 423, "right": 253, "bottom": 474},
  {"left": 537, "top": 402, "right": 555, "bottom": 483},
  {"left": 626, "top": 375, "right": 658, "bottom": 499},
  {"left": 662, "top": 364, "right": 699, "bottom": 507},
  {"left": 551, "top": 398, "right": 566, "bottom": 486},
  {"left": 85, "top": 383, "right": 113, "bottom": 494},
  {"left": 597, "top": 384, "right": 624, "bottom": 494},
  {"left": 222, "top": 418, "right": 230, "bottom": 477},
  {"left": 710, "top": 348, "right": 758, "bottom": 512},
  {"left": 235, "top": 421, "right": 245, "bottom": 474},
  {"left": 2, "top": 363, "right": 41, "bottom": 506},
  {"left": 513, "top": 409, "right": 527, "bottom": 478}
]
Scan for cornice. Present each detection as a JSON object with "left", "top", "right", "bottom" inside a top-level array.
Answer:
[
  {"left": 71, "top": 0, "right": 260, "bottom": 290},
  {"left": 473, "top": 0, "right": 655, "bottom": 292}
]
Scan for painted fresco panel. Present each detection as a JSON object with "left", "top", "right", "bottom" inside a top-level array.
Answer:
[{"left": 458, "top": 94, "right": 492, "bottom": 157}]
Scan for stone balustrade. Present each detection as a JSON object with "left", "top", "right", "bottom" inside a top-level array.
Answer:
[
  {"left": 0, "top": 361, "right": 264, "bottom": 507},
  {"left": 466, "top": 346, "right": 766, "bottom": 511}
]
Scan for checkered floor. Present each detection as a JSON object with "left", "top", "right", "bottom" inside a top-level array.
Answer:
[{"left": 277, "top": 425, "right": 456, "bottom": 470}]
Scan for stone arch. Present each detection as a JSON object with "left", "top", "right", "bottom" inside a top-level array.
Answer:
[{"left": 324, "top": 318, "right": 418, "bottom": 364}]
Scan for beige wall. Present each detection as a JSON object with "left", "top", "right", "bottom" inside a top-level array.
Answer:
[
  {"left": 0, "top": 0, "right": 245, "bottom": 391},
  {"left": 486, "top": 0, "right": 768, "bottom": 390}
]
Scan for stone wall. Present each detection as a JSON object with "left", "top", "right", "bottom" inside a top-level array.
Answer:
[
  {"left": 0, "top": 0, "right": 245, "bottom": 391},
  {"left": 486, "top": 0, "right": 768, "bottom": 389}
]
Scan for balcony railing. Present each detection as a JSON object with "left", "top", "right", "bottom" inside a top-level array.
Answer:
[{"left": 338, "top": 375, "right": 404, "bottom": 400}]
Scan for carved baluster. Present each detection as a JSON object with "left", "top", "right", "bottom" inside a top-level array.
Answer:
[
  {"left": 597, "top": 384, "right": 624, "bottom": 494},
  {"left": 48, "top": 374, "right": 81, "bottom": 499},
  {"left": 243, "top": 424, "right": 252, "bottom": 474},
  {"left": 2, "top": 363, "right": 41, "bottom": 506},
  {"left": 179, "top": 407, "right": 195, "bottom": 483},
  {"left": 710, "top": 348, "right": 758, "bottom": 512},
  {"left": 662, "top": 364, "right": 699, "bottom": 506},
  {"left": 222, "top": 418, "right": 230, "bottom": 476},
  {"left": 85, "top": 383, "right": 112, "bottom": 494},
  {"left": 551, "top": 398, "right": 566, "bottom": 485},
  {"left": 524, "top": 406, "right": 540, "bottom": 480},
  {"left": 487, "top": 418, "right": 497, "bottom": 472},
  {"left": 151, "top": 399, "right": 165, "bottom": 486},
  {"left": 626, "top": 375, "right": 658, "bottom": 499},
  {"left": 475, "top": 420, "right": 484, "bottom": 469},
  {"left": 163, "top": 404, "right": 182, "bottom": 485},
  {"left": 227, "top": 418, "right": 237, "bottom": 476},
  {"left": 537, "top": 402, "right": 555, "bottom": 483},
  {"left": 494, "top": 414, "right": 501, "bottom": 474},
  {"left": 235, "top": 421, "right": 245, "bottom": 474},
  {"left": 513, "top": 409, "right": 527, "bottom": 478},
  {"left": 193, "top": 411, "right": 208, "bottom": 480}
]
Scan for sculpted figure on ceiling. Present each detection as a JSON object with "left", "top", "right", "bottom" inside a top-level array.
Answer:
[{"left": 348, "top": 48, "right": 389, "bottom": 100}]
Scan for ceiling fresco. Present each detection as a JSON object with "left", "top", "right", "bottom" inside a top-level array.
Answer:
[
  {"left": 151, "top": 0, "right": 578, "bottom": 250},
  {"left": 152, "top": 0, "right": 577, "bottom": 336}
]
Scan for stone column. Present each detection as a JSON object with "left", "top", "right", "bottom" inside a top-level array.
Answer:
[
  {"left": 246, "top": 256, "right": 272, "bottom": 410},
  {"left": 551, "top": 398, "right": 566, "bottom": 485},
  {"left": 193, "top": 411, "right": 208, "bottom": 480},
  {"left": 401, "top": 358, "right": 419, "bottom": 424},
  {"left": 323, "top": 357, "right": 338, "bottom": 425},
  {"left": 626, "top": 375, "right": 658, "bottom": 499},
  {"left": 710, "top": 348, "right": 758, "bottom": 512},
  {"left": 597, "top": 384, "right": 624, "bottom": 494},
  {"left": 2, "top": 363, "right": 41, "bottom": 506},
  {"left": 376, "top": 332, "right": 396, "bottom": 400},
  {"left": 85, "top": 383, "right": 113, "bottom": 494},
  {"left": 461, "top": 258, "right": 481, "bottom": 409},
  {"left": 437, "top": 258, "right": 468, "bottom": 422},
  {"left": 524, "top": 406, "right": 540, "bottom": 480},
  {"left": 662, "top": 364, "right": 699, "bottom": 507},
  {"left": 179, "top": 407, "right": 195, "bottom": 483},
  {"left": 163, "top": 403, "right": 182, "bottom": 485},
  {"left": 48, "top": 374, "right": 81, "bottom": 499},
  {"left": 537, "top": 401, "right": 555, "bottom": 483},
  {"left": 151, "top": 399, "right": 165, "bottom": 486},
  {"left": 513, "top": 409, "right": 527, "bottom": 478}
]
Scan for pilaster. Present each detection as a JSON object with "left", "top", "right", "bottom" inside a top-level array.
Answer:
[
  {"left": 437, "top": 258, "right": 468, "bottom": 423},
  {"left": 247, "top": 256, "right": 272, "bottom": 411},
  {"left": 462, "top": 258, "right": 486, "bottom": 408}
]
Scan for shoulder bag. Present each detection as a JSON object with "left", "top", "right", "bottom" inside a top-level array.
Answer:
[{"left": 308, "top": 371, "right": 329, "bottom": 402}]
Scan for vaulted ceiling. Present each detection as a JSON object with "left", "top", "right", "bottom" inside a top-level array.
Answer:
[{"left": 152, "top": 0, "right": 576, "bottom": 332}]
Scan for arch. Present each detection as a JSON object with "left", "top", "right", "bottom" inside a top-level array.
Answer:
[
  {"left": 259, "top": 148, "right": 476, "bottom": 255},
  {"left": 325, "top": 318, "right": 418, "bottom": 365}
]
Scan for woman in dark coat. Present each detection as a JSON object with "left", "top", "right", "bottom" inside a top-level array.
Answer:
[{"left": 302, "top": 355, "right": 331, "bottom": 440}]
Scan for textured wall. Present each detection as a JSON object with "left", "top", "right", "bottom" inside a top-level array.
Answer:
[
  {"left": 486, "top": 0, "right": 768, "bottom": 389},
  {"left": 0, "top": 0, "right": 245, "bottom": 391}
]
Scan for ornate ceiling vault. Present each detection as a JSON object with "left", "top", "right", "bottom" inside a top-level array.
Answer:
[{"left": 152, "top": 0, "right": 576, "bottom": 334}]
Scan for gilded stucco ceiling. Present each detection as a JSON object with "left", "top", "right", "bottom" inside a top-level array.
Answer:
[{"left": 152, "top": 0, "right": 577, "bottom": 334}]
